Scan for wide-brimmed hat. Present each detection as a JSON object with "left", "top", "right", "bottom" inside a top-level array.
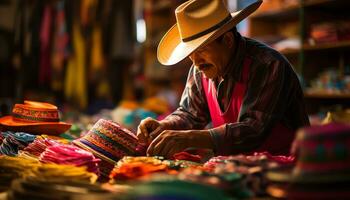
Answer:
[
  {"left": 0, "top": 101, "right": 71, "bottom": 135},
  {"left": 157, "top": 0, "right": 262, "bottom": 66}
]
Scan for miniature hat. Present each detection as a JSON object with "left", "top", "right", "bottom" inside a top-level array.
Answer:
[
  {"left": 0, "top": 100, "right": 71, "bottom": 135},
  {"left": 157, "top": 0, "right": 262, "bottom": 65}
]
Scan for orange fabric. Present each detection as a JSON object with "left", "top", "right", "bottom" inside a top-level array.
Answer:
[{"left": 109, "top": 162, "right": 175, "bottom": 181}]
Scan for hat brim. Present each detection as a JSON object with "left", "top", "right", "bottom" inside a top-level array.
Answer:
[
  {"left": 73, "top": 140, "right": 117, "bottom": 164},
  {"left": 157, "top": 0, "right": 262, "bottom": 66},
  {"left": 0, "top": 116, "right": 71, "bottom": 135}
]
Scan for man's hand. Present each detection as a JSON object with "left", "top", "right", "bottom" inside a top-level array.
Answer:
[
  {"left": 137, "top": 117, "right": 167, "bottom": 144},
  {"left": 147, "top": 130, "right": 214, "bottom": 158}
]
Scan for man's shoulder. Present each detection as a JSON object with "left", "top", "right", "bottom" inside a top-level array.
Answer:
[{"left": 244, "top": 37, "right": 289, "bottom": 66}]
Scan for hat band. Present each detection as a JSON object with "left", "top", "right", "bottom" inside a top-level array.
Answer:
[
  {"left": 12, "top": 113, "right": 60, "bottom": 122},
  {"left": 182, "top": 14, "right": 232, "bottom": 42},
  {"left": 12, "top": 107, "right": 59, "bottom": 123}
]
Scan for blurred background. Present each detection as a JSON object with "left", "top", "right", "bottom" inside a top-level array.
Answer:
[{"left": 0, "top": 0, "right": 350, "bottom": 132}]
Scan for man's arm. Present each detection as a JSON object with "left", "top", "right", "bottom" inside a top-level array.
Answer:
[{"left": 161, "top": 66, "right": 211, "bottom": 130}]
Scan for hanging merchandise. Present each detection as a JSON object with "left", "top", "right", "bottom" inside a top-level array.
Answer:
[
  {"left": 80, "top": 0, "right": 97, "bottom": 27},
  {"left": 64, "top": 21, "right": 88, "bottom": 109},
  {"left": 39, "top": 3, "right": 53, "bottom": 86},
  {"left": 51, "top": 0, "right": 70, "bottom": 92},
  {"left": 90, "top": 24, "right": 110, "bottom": 100}
]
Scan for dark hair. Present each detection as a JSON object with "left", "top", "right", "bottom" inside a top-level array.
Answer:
[{"left": 215, "top": 26, "right": 237, "bottom": 42}]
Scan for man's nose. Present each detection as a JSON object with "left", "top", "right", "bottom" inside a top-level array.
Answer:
[{"left": 190, "top": 51, "right": 203, "bottom": 64}]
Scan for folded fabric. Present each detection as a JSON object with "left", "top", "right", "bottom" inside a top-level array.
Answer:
[
  {"left": 0, "top": 131, "right": 36, "bottom": 156},
  {"left": 39, "top": 143, "right": 100, "bottom": 174},
  {"left": 23, "top": 136, "right": 61, "bottom": 157},
  {"left": 172, "top": 151, "right": 201, "bottom": 163}
]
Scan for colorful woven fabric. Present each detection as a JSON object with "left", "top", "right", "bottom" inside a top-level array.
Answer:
[
  {"left": 22, "top": 136, "right": 61, "bottom": 157},
  {"left": 39, "top": 143, "right": 100, "bottom": 175},
  {"left": 110, "top": 156, "right": 175, "bottom": 182},
  {"left": 0, "top": 131, "right": 36, "bottom": 156},
  {"left": 291, "top": 123, "right": 350, "bottom": 174},
  {"left": 0, "top": 155, "right": 97, "bottom": 188},
  {"left": 73, "top": 119, "right": 146, "bottom": 180},
  {"left": 265, "top": 123, "right": 350, "bottom": 199},
  {"left": 9, "top": 178, "right": 114, "bottom": 200}
]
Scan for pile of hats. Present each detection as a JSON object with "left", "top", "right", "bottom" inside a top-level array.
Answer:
[
  {"left": 73, "top": 119, "right": 146, "bottom": 181},
  {"left": 0, "top": 101, "right": 71, "bottom": 135},
  {"left": 266, "top": 123, "right": 350, "bottom": 199}
]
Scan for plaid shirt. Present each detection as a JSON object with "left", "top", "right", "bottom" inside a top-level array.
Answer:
[{"left": 162, "top": 32, "right": 310, "bottom": 155}]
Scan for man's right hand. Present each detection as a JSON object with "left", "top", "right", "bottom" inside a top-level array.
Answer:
[{"left": 137, "top": 117, "right": 167, "bottom": 144}]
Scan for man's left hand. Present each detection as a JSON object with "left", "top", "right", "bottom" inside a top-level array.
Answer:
[{"left": 146, "top": 130, "right": 214, "bottom": 158}]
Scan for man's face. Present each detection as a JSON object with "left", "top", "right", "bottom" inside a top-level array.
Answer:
[{"left": 189, "top": 33, "right": 233, "bottom": 79}]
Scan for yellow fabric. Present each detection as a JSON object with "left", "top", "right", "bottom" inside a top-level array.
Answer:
[
  {"left": 91, "top": 25, "right": 104, "bottom": 72},
  {"left": 64, "top": 22, "right": 88, "bottom": 109}
]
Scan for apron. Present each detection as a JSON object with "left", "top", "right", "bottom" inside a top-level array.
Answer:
[{"left": 202, "top": 58, "right": 295, "bottom": 155}]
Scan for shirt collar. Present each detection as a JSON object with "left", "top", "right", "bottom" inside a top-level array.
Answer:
[{"left": 222, "top": 31, "right": 247, "bottom": 82}]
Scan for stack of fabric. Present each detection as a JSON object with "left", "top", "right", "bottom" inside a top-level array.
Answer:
[
  {"left": 0, "top": 155, "right": 98, "bottom": 191},
  {"left": 39, "top": 143, "right": 100, "bottom": 175},
  {"left": 109, "top": 156, "right": 175, "bottom": 182},
  {"left": 8, "top": 178, "right": 117, "bottom": 200},
  {"left": 0, "top": 131, "right": 36, "bottom": 156},
  {"left": 31, "top": 164, "right": 98, "bottom": 183},
  {"left": 123, "top": 179, "right": 230, "bottom": 200},
  {"left": 73, "top": 119, "right": 146, "bottom": 181},
  {"left": 109, "top": 156, "right": 203, "bottom": 183},
  {"left": 266, "top": 123, "right": 350, "bottom": 199},
  {"left": 0, "top": 156, "right": 38, "bottom": 191},
  {"left": 202, "top": 152, "right": 295, "bottom": 197},
  {"left": 20, "top": 136, "right": 61, "bottom": 159}
]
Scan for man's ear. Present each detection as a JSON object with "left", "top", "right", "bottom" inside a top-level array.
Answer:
[{"left": 223, "top": 31, "right": 234, "bottom": 49}]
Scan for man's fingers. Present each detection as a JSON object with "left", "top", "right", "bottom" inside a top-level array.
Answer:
[
  {"left": 147, "top": 131, "right": 166, "bottom": 156},
  {"left": 137, "top": 124, "right": 149, "bottom": 143},
  {"left": 149, "top": 126, "right": 163, "bottom": 140},
  {"left": 159, "top": 140, "right": 174, "bottom": 158}
]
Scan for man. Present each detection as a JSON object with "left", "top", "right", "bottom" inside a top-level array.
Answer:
[{"left": 137, "top": 0, "right": 309, "bottom": 158}]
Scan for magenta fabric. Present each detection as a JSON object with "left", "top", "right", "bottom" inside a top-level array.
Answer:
[
  {"left": 202, "top": 58, "right": 295, "bottom": 155},
  {"left": 39, "top": 5, "right": 53, "bottom": 85}
]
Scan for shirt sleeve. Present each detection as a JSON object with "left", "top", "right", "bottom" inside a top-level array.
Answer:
[
  {"left": 161, "top": 66, "right": 211, "bottom": 130},
  {"left": 209, "top": 59, "right": 295, "bottom": 155}
]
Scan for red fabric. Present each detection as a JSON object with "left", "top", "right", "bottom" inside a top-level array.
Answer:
[
  {"left": 172, "top": 151, "right": 201, "bottom": 163},
  {"left": 202, "top": 58, "right": 295, "bottom": 155}
]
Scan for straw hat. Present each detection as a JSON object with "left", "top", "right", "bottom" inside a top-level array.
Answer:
[
  {"left": 0, "top": 100, "right": 71, "bottom": 135},
  {"left": 157, "top": 0, "right": 262, "bottom": 66}
]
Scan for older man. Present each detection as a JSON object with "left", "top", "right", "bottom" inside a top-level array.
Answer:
[{"left": 137, "top": 0, "right": 309, "bottom": 158}]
